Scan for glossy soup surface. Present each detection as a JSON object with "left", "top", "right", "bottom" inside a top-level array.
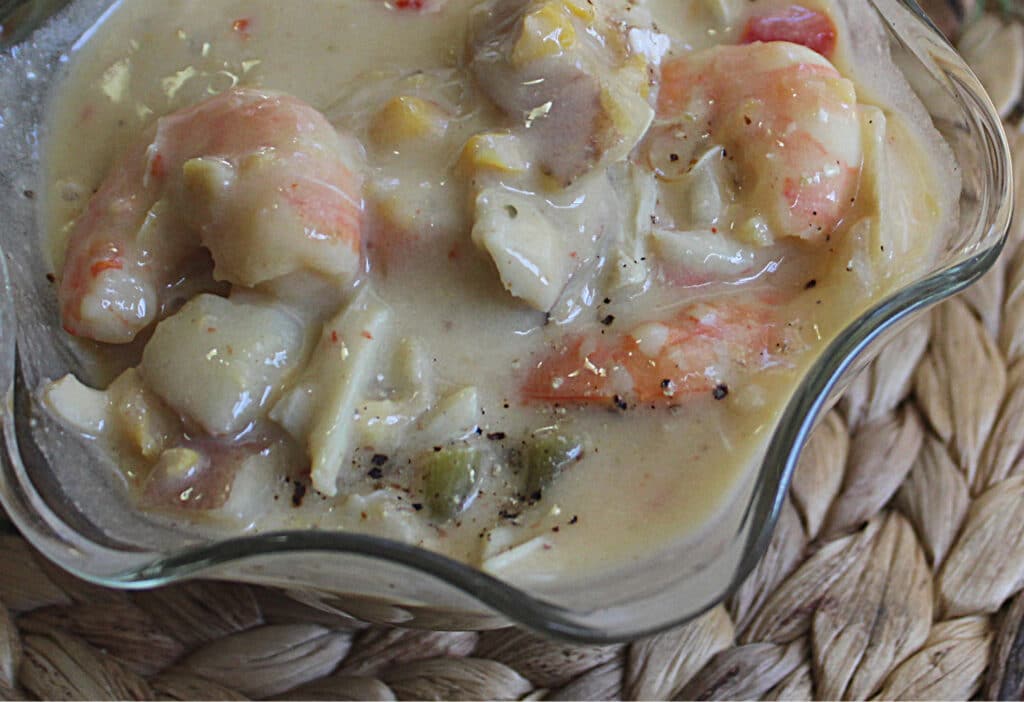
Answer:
[{"left": 42, "top": 0, "right": 955, "bottom": 583}]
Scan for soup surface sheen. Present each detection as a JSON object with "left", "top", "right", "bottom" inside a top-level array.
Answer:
[{"left": 42, "top": 0, "right": 955, "bottom": 583}]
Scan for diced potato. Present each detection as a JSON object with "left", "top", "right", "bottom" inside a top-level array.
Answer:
[
  {"left": 217, "top": 441, "right": 294, "bottom": 526},
  {"left": 471, "top": 188, "right": 571, "bottom": 311},
  {"left": 511, "top": 1, "right": 577, "bottom": 66},
  {"left": 353, "top": 339, "right": 434, "bottom": 451},
  {"left": 654, "top": 147, "right": 734, "bottom": 235},
  {"left": 308, "top": 295, "right": 390, "bottom": 495},
  {"left": 336, "top": 490, "right": 429, "bottom": 544},
  {"left": 390, "top": 337, "right": 432, "bottom": 400},
  {"left": 704, "top": 0, "right": 749, "bottom": 26},
  {"left": 650, "top": 228, "right": 756, "bottom": 276},
  {"left": 859, "top": 106, "right": 910, "bottom": 272},
  {"left": 355, "top": 399, "right": 416, "bottom": 451},
  {"left": 271, "top": 290, "right": 391, "bottom": 496},
  {"left": 481, "top": 532, "right": 553, "bottom": 576},
  {"left": 418, "top": 386, "right": 480, "bottom": 446},
  {"left": 40, "top": 374, "right": 109, "bottom": 436},
  {"left": 370, "top": 95, "right": 449, "bottom": 147},
  {"left": 685, "top": 150, "right": 731, "bottom": 228},
  {"left": 269, "top": 384, "right": 316, "bottom": 442},
  {"left": 141, "top": 294, "right": 305, "bottom": 436},
  {"left": 368, "top": 178, "right": 462, "bottom": 243},
  {"left": 421, "top": 445, "right": 481, "bottom": 520},
  {"left": 607, "top": 163, "right": 655, "bottom": 291},
  {"left": 107, "top": 368, "right": 181, "bottom": 460}
]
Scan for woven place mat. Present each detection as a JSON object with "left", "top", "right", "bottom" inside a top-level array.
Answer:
[{"left": 4, "top": 15, "right": 1024, "bottom": 702}]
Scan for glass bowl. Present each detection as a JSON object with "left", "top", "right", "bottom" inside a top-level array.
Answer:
[{"left": 0, "top": 0, "right": 1011, "bottom": 642}]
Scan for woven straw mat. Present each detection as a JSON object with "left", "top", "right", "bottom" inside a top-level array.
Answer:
[{"left": 5, "top": 15, "right": 1024, "bottom": 702}]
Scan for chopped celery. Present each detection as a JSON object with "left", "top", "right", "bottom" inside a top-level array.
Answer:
[
  {"left": 523, "top": 431, "right": 583, "bottom": 497},
  {"left": 422, "top": 446, "right": 481, "bottom": 521}
]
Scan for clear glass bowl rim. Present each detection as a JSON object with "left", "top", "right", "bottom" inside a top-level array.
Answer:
[{"left": 0, "top": 0, "right": 1013, "bottom": 643}]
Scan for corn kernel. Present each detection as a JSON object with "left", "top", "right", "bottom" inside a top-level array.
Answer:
[
  {"left": 370, "top": 95, "right": 448, "bottom": 147},
  {"left": 153, "top": 448, "right": 202, "bottom": 479},
  {"left": 511, "top": 2, "right": 576, "bottom": 65},
  {"left": 459, "top": 132, "right": 528, "bottom": 174},
  {"left": 600, "top": 83, "right": 654, "bottom": 151},
  {"left": 563, "top": 0, "right": 594, "bottom": 21},
  {"left": 621, "top": 53, "right": 651, "bottom": 98},
  {"left": 736, "top": 216, "right": 775, "bottom": 247}
]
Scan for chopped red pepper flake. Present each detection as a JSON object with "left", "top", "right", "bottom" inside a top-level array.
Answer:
[
  {"left": 90, "top": 258, "right": 123, "bottom": 277},
  {"left": 149, "top": 153, "right": 165, "bottom": 179},
  {"left": 361, "top": 330, "right": 374, "bottom": 340},
  {"left": 331, "top": 330, "right": 339, "bottom": 343},
  {"left": 232, "top": 18, "right": 252, "bottom": 39},
  {"left": 392, "top": 0, "right": 426, "bottom": 8}
]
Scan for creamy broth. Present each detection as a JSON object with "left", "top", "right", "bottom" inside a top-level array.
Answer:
[{"left": 41, "top": 0, "right": 953, "bottom": 582}]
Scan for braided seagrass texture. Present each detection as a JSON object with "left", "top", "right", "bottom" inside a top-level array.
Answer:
[{"left": 3, "top": 14, "right": 1024, "bottom": 702}]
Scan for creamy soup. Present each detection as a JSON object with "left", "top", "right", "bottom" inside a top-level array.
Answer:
[{"left": 41, "top": 0, "right": 955, "bottom": 581}]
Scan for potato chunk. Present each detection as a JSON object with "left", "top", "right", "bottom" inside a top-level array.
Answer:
[
  {"left": 270, "top": 289, "right": 391, "bottom": 496},
  {"left": 471, "top": 188, "right": 571, "bottom": 311},
  {"left": 141, "top": 294, "right": 304, "bottom": 436}
]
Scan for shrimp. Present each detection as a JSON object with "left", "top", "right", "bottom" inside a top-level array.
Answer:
[
  {"left": 646, "top": 40, "right": 861, "bottom": 243},
  {"left": 522, "top": 298, "right": 804, "bottom": 407},
  {"left": 59, "top": 88, "right": 364, "bottom": 344}
]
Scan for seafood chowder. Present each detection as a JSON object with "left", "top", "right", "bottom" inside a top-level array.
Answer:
[{"left": 42, "top": 0, "right": 956, "bottom": 582}]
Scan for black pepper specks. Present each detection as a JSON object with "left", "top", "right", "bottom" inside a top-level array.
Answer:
[
  {"left": 601, "top": 314, "right": 615, "bottom": 326},
  {"left": 371, "top": 453, "right": 388, "bottom": 466},
  {"left": 291, "top": 481, "right": 307, "bottom": 507},
  {"left": 805, "top": 279, "right": 817, "bottom": 290},
  {"left": 713, "top": 384, "right": 729, "bottom": 400},
  {"left": 486, "top": 432, "right": 506, "bottom": 441},
  {"left": 612, "top": 394, "right": 628, "bottom": 411},
  {"left": 367, "top": 467, "right": 383, "bottom": 480}
]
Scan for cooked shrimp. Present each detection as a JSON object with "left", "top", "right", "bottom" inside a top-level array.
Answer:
[
  {"left": 647, "top": 41, "right": 861, "bottom": 243},
  {"left": 59, "top": 88, "right": 364, "bottom": 344},
  {"left": 522, "top": 298, "right": 804, "bottom": 406}
]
